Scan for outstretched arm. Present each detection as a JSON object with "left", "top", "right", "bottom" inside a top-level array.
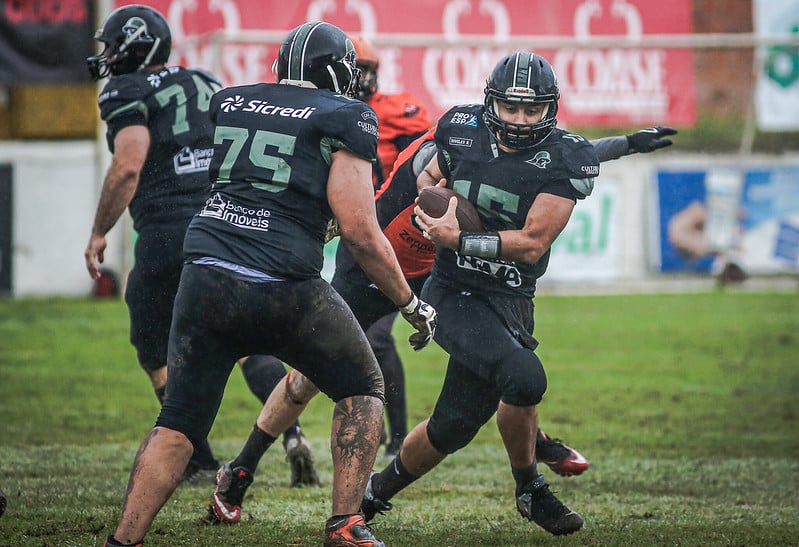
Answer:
[{"left": 591, "top": 126, "right": 677, "bottom": 162}]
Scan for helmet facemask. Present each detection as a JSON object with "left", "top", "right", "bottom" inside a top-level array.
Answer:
[{"left": 484, "top": 96, "right": 558, "bottom": 150}]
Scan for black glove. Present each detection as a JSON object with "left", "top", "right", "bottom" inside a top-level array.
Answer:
[
  {"left": 626, "top": 126, "right": 677, "bottom": 153},
  {"left": 399, "top": 294, "right": 437, "bottom": 351}
]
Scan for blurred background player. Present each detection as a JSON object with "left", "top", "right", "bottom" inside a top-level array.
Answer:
[
  {"left": 228, "top": 36, "right": 430, "bottom": 465},
  {"left": 350, "top": 35, "right": 432, "bottom": 457},
  {"left": 82, "top": 4, "right": 317, "bottom": 487}
]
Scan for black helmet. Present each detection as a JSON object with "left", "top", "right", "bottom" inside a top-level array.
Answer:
[
  {"left": 483, "top": 52, "right": 559, "bottom": 149},
  {"left": 276, "top": 22, "right": 358, "bottom": 96},
  {"left": 87, "top": 4, "right": 172, "bottom": 80}
]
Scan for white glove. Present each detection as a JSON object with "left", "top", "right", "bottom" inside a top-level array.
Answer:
[{"left": 399, "top": 294, "right": 437, "bottom": 351}]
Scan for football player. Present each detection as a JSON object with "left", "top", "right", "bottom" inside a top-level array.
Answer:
[
  {"left": 82, "top": 4, "right": 319, "bottom": 487},
  {"left": 361, "top": 51, "right": 675, "bottom": 536},
  {"left": 209, "top": 121, "right": 676, "bottom": 528},
  {"left": 103, "top": 21, "right": 435, "bottom": 547}
]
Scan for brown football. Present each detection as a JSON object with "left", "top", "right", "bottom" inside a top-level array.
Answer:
[{"left": 417, "top": 186, "right": 484, "bottom": 232}]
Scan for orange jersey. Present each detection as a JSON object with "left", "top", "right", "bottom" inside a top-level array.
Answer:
[
  {"left": 375, "top": 126, "right": 438, "bottom": 278},
  {"left": 368, "top": 91, "right": 431, "bottom": 183}
]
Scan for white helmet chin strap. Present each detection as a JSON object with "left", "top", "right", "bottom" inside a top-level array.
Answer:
[
  {"left": 138, "top": 37, "right": 161, "bottom": 70},
  {"left": 325, "top": 65, "right": 341, "bottom": 93}
]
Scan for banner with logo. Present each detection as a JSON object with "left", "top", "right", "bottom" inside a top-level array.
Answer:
[
  {"left": 548, "top": 184, "right": 619, "bottom": 281},
  {"left": 0, "top": 0, "right": 94, "bottom": 84},
  {"left": 652, "top": 166, "right": 799, "bottom": 275},
  {"left": 112, "top": 0, "right": 695, "bottom": 127},
  {"left": 753, "top": 0, "right": 799, "bottom": 131}
]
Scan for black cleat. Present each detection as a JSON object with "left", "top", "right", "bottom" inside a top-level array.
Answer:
[
  {"left": 207, "top": 462, "right": 254, "bottom": 524},
  {"left": 360, "top": 473, "right": 393, "bottom": 522},
  {"left": 516, "top": 474, "right": 583, "bottom": 535}
]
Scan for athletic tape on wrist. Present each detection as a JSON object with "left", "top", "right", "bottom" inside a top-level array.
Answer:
[{"left": 459, "top": 232, "right": 501, "bottom": 259}]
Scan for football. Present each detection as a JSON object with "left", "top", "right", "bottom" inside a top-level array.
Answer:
[{"left": 417, "top": 186, "right": 484, "bottom": 232}]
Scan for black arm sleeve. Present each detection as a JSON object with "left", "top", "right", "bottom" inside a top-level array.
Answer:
[{"left": 590, "top": 136, "right": 631, "bottom": 162}]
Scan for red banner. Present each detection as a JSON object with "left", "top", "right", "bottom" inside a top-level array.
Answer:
[
  {"left": 1, "top": 0, "right": 94, "bottom": 84},
  {"left": 113, "top": 0, "right": 696, "bottom": 127}
]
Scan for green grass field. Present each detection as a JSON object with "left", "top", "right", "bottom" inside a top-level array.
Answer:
[{"left": 1, "top": 291, "right": 798, "bottom": 546}]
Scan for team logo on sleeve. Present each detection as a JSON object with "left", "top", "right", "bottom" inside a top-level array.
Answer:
[
  {"left": 525, "top": 151, "right": 551, "bottom": 168},
  {"left": 448, "top": 137, "right": 473, "bottom": 147},
  {"left": 221, "top": 95, "right": 245, "bottom": 112},
  {"left": 146, "top": 73, "right": 162, "bottom": 88},
  {"left": 581, "top": 165, "right": 599, "bottom": 175},
  {"left": 357, "top": 120, "right": 379, "bottom": 137},
  {"left": 450, "top": 112, "right": 479, "bottom": 126}
]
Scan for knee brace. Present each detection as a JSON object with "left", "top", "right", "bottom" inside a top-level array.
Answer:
[{"left": 495, "top": 348, "right": 547, "bottom": 406}]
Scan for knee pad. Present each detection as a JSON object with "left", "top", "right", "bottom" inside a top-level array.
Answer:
[
  {"left": 495, "top": 348, "right": 547, "bottom": 406},
  {"left": 426, "top": 410, "right": 484, "bottom": 455}
]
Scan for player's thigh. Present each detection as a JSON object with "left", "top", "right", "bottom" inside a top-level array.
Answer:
[
  {"left": 273, "top": 279, "right": 384, "bottom": 403},
  {"left": 160, "top": 264, "right": 242, "bottom": 443},
  {"left": 124, "top": 227, "right": 185, "bottom": 370},
  {"left": 423, "top": 281, "right": 523, "bottom": 379}
]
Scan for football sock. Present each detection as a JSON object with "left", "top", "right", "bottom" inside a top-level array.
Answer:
[
  {"left": 512, "top": 462, "right": 540, "bottom": 496},
  {"left": 154, "top": 385, "right": 166, "bottom": 404},
  {"left": 372, "top": 452, "right": 418, "bottom": 501},
  {"left": 232, "top": 424, "right": 277, "bottom": 471}
]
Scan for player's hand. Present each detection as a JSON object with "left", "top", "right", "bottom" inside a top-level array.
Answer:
[
  {"left": 84, "top": 233, "right": 107, "bottom": 280},
  {"left": 626, "top": 126, "right": 677, "bottom": 153},
  {"left": 399, "top": 293, "right": 437, "bottom": 351}
]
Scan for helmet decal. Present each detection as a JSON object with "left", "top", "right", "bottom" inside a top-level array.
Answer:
[{"left": 87, "top": 5, "right": 171, "bottom": 80}]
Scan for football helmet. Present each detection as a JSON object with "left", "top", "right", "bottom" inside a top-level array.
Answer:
[
  {"left": 87, "top": 4, "right": 172, "bottom": 80},
  {"left": 276, "top": 22, "right": 358, "bottom": 96},
  {"left": 483, "top": 52, "right": 559, "bottom": 149},
  {"left": 351, "top": 35, "right": 379, "bottom": 101}
]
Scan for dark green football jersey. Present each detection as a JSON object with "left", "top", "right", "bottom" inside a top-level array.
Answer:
[
  {"left": 98, "top": 67, "right": 221, "bottom": 230},
  {"left": 431, "top": 104, "right": 600, "bottom": 298},
  {"left": 183, "top": 83, "right": 378, "bottom": 280}
]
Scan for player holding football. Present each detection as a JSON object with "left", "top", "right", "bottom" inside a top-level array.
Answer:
[
  {"left": 359, "top": 51, "right": 676, "bottom": 536},
  {"left": 209, "top": 116, "right": 675, "bottom": 531}
]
